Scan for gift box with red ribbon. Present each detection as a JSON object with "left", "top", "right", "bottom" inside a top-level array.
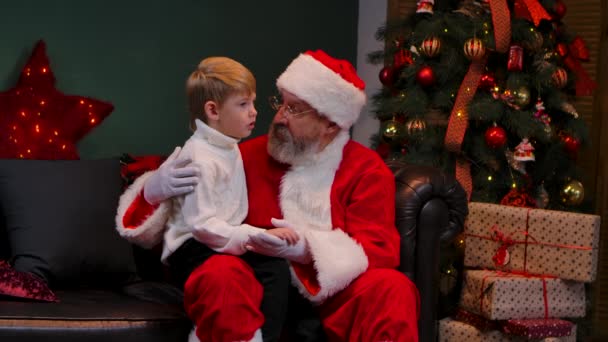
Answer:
[
  {"left": 459, "top": 270, "right": 585, "bottom": 320},
  {"left": 502, "top": 318, "right": 574, "bottom": 339},
  {"left": 439, "top": 317, "right": 577, "bottom": 342},
  {"left": 463, "top": 202, "right": 600, "bottom": 282}
]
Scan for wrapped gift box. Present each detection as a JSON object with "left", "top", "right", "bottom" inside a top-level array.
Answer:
[
  {"left": 464, "top": 202, "right": 600, "bottom": 282},
  {"left": 454, "top": 309, "right": 499, "bottom": 331},
  {"left": 459, "top": 270, "right": 585, "bottom": 320},
  {"left": 439, "top": 318, "right": 576, "bottom": 342},
  {"left": 502, "top": 319, "right": 574, "bottom": 339}
]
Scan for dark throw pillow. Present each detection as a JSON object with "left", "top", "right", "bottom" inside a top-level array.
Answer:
[
  {"left": 0, "top": 260, "right": 57, "bottom": 302},
  {"left": 0, "top": 158, "right": 137, "bottom": 289}
]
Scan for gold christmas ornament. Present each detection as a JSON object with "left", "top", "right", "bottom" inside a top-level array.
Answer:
[
  {"left": 406, "top": 118, "right": 427, "bottom": 138},
  {"left": 560, "top": 180, "right": 585, "bottom": 206},
  {"left": 381, "top": 118, "right": 403, "bottom": 141},
  {"left": 420, "top": 37, "right": 441, "bottom": 58},
  {"left": 464, "top": 38, "right": 486, "bottom": 61},
  {"left": 513, "top": 86, "right": 531, "bottom": 108},
  {"left": 522, "top": 30, "right": 544, "bottom": 52}
]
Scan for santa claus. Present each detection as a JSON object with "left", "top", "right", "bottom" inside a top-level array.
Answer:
[{"left": 116, "top": 50, "right": 419, "bottom": 342}]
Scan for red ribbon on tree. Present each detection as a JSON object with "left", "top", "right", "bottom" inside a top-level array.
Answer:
[
  {"left": 559, "top": 37, "right": 597, "bottom": 96},
  {"left": 444, "top": 0, "right": 511, "bottom": 200},
  {"left": 513, "top": 0, "right": 552, "bottom": 27}
]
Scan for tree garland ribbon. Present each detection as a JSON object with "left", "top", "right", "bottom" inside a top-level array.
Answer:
[
  {"left": 444, "top": 0, "right": 511, "bottom": 200},
  {"left": 513, "top": 0, "right": 552, "bottom": 27}
]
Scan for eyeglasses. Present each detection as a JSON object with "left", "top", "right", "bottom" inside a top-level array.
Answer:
[{"left": 268, "top": 95, "right": 316, "bottom": 119}]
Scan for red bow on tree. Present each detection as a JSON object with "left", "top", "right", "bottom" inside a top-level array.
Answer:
[{"left": 557, "top": 37, "right": 597, "bottom": 96}]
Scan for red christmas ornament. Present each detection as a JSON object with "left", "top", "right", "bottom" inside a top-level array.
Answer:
[
  {"left": 416, "top": 66, "right": 436, "bottom": 87},
  {"left": 553, "top": 0, "right": 567, "bottom": 20},
  {"left": 0, "top": 40, "right": 113, "bottom": 159},
  {"left": 479, "top": 72, "right": 496, "bottom": 91},
  {"left": 393, "top": 48, "right": 413, "bottom": 69},
  {"left": 463, "top": 38, "right": 486, "bottom": 61},
  {"left": 500, "top": 188, "right": 537, "bottom": 208},
  {"left": 485, "top": 125, "right": 507, "bottom": 148},
  {"left": 561, "top": 134, "right": 580, "bottom": 155},
  {"left": 420, "top": 37, "right": 441, "bottom": 58},
  {"left": 379, "top": 66, "right": 394, "bottom": 87},
  {"left": 556, "top": 42, "right": 569, "bottom": 58},
  {"left": 375, "top": 143, "right": 390, "bottom": 159},
  {"left": 552, "top": 67, "right": 568, "bottom": 88}
]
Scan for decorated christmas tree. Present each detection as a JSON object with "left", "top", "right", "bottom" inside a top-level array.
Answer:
[
  {"left": 368, "top": 0, "right": 596, "bottom": 211},
  {"left": 368, "top": 0, "right": 598, "bottom": 325}
]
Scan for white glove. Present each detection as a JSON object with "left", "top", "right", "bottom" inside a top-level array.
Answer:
[
  {"left": 270, "top": 218, "right": 297, "bottom": 231},
  {"left": 143, "top": 146, "right": 200, "bottom": 205},
  {"left": 246, "top": 230, "right": 312, "bottom": 264}
]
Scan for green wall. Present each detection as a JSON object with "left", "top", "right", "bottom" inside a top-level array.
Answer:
[{"left": 0, "top": 1, "right": 358, "bottom": 158}]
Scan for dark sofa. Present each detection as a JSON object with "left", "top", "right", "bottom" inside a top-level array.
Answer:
[{"left": 0, "top": 158, "right": 467, "bottom": 342}]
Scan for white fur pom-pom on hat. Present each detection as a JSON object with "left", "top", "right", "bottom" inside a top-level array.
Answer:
[{"left": 276, "top": 50, "right": 366, "bottom": 129}]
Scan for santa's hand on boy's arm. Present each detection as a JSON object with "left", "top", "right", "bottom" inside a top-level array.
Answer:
[
  {"left": 143, "top": 146, "right": 201, "bottom": 205},
  {"left": 246, "top": 230, "right": 312, "bottom": 264}
]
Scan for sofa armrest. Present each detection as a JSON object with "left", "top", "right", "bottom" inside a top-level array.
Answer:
[{"left": 388, "top": 161, "right": 468, "bottom": 342}]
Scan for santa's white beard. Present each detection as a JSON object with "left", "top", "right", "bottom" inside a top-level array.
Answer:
[{"left": 267, "top": 123, "right": 319, "bottom": 165}]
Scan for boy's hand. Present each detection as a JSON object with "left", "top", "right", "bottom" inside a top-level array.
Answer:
[
  {"left": 265, "top": 227, "right": 299, "bottom": 245},
  {"left": 245, "top": 231, "right": 311, "bottom": 264}
]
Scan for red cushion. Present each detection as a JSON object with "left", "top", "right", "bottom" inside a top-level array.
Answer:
[{"left": 0, "top": 260, "right": 57, "bottom": 302}]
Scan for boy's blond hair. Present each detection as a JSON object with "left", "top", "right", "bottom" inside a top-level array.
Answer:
[{"left": 186, "top": 57, "right": 256, "bottom": 129}]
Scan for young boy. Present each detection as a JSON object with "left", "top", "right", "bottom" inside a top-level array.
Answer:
[{"left": 151, "top": 57, "right": 295, "bottom": 342}]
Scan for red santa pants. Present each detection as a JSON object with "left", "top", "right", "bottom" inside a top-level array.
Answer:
[
  {"left": 184, "top": 254, "right": 264, "bottom": 342},
  {"left": 318, "top": 268, "right": 420, "bottom": 342}
]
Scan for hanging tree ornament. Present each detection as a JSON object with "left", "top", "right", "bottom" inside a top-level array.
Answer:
[
  {"left": 522, "top": 29, "right": 544, "bottom": 53},
  {"left": 393, "top": 38, "right": 414, "bottom": 71},
  {"left": 507, "top": 45, "right": 524, "bottom": 72},
  {"left": 479, "top": 71, "right": 497, "bottom": 91},
  {"left": 416, "top": 66, "right": 436, "bottom": 87},
  {"left": 406, "top": 117, "right": 427, "bottom": 139},
  {"left": 381, "top": 116, "right": 404, "bottom": 142},
  {"left": 512, "top": 85, "right": 531, "bottom": 108},
  {"left": 514, "top": 138, "right": 535, "bottom": 161},
  {"left": 419, "top": 36, "right": 441, "bottom": 58},
  {"left": 533, "top": 98, "right": 551, "bottom": 135},
  {"left": 416, "top": 0, "right": 434, "bottom": 14},
  {"left": 552, "top": 67, "right": 568, "bottom": 88},
  {"left": 560, "top": 133, "right": 580, "bottom": 156},
  {"left": 485, "top": 124, "right": 507, "bottom": 149},
  {"left": 379, "top": 66, "right": 394, "bottom": 87},
  {"left": 505, "top": 150, "right": 527, "bottom": 174},
  {"left": 552, "top": 0, "right": 567, "bottom": 20},
  {"left": 463, "top": 38, "right": 486, "bottom": 61},
  {"left": 561, "top": 102, "right": 579, "bottom": 118},
  {"left": 560, "top": 179, "right": 584, "bottom": 206},
  {"left": 536, "top": 183, "right": 549, "bottom": 209}
]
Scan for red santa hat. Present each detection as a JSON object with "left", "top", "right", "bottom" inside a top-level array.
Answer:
[{"left": 276, "top": 50, "right": 366, "bottom": 129}]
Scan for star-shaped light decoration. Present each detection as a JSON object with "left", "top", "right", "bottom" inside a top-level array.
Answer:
[{"left": 0, "top": 40, "right": 113, "bottom": 159}]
